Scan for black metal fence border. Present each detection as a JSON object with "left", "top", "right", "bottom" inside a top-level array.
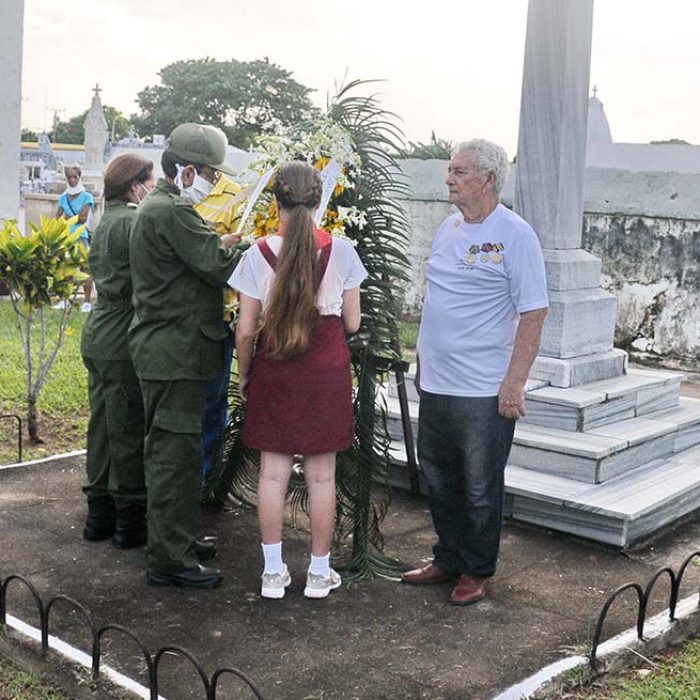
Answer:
[
  {"left": 590, "top": 550, "right": 700, "bottom": 668},
  {"left": 0, "top": 573, "right": 266, "bottom": 699},
  {"left": 0, "top": 414, "right": 22, "bottom": 463}
]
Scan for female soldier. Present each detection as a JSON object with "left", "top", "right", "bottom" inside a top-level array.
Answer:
[{"left": 81, "top": 154, "right": 154, "bottom": 548}]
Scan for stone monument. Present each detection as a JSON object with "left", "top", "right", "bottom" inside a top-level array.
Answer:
[
  {"left": 514, "top": 0, "right": 623, "bottom": 388},
  {"left": 81, "top": 84, "right": 109, "bottom": 192},
  {"left": 0, "top": 0, "right": 24, "bottom": 221}
]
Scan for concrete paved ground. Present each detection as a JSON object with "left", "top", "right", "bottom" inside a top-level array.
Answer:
[{"left": 2, "top": 455, "right": 700, "bottom": 700}]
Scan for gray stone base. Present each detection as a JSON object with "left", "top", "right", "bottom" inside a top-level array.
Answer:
[
  {"left": 539, "top": 287, "right": 618, "bottom": 358},
  {"left": 530, "top": 348, "right": 627, "bottom": 388},
  {"left": 543, "top": 248, "right": 603, "bottom": 290}
]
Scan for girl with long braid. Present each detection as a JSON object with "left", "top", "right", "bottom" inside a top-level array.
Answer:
[{"left": 231, "top": 161, "right": 366, "bottom": 599}]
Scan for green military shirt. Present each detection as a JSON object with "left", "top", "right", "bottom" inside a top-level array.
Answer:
[
  {"left": 128, "top": 179, "right": 243, "bottom": 381},
  {"left": 81, "top": 200, "right": 137, "bottom": 361}
]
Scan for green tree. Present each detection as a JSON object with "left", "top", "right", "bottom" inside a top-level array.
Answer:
[
  {"left": 0, "top": 217, "right": 88, "bottom": 442},
  {"left": 50, "top": 106, "right": 132, "bottom": 144},
  {"left": 21, "top": 128, "right": 39, "bottom": 142},
  {"left": 132, "top": 57, "right": 317, "bottom": 148}
]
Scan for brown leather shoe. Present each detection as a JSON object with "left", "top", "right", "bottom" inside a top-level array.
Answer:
[
  {"left": 449, "top": 575, "right": 488, "bottom": 606},
  {"left": 401, "top": 563, "right": 455, "bottom": 586}
]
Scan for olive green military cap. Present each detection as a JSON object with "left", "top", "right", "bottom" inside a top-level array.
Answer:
[{"left": 166, "top": 123, "right": 237, "bottom": 176}]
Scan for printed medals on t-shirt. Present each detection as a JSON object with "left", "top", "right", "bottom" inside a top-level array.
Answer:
[{"left": 462, "top": 242, "right": 505, "bottom": 267}]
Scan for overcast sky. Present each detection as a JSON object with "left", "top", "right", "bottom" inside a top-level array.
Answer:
[{"left": 20, "top": 0, "right": 700, "bottom": 156}]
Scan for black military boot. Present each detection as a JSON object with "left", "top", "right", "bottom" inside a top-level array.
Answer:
[
  {"left": 112, "top": 502, "right": 147, "bottom": 549},
  {"left": 83, "top": 494, "right": 116, "bottom": 541}
]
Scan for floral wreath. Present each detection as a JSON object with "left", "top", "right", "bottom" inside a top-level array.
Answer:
[{"left": 237, "top": 115, "right": 367, "bottom": 241}]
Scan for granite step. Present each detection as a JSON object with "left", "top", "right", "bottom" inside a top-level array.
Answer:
[
  {"left": 388, "top": 439, "right": 700, "bottom": 548},
  {"left": 505, "top": 445, "right": 700, "bottom": 547},
  {"left": 386, "top": 386, "right": 700, "bottom": 484},
  {"left": 383, "top": 390, "right": 700, "bottom": 485},
  {"left": 522, "top": 368, "right": 682, "bottom": 431},
  {"left": 388, "top": 367, "right": 682, "bottom": 432},
  {"left": 510, "top": 397, "right": 700, "bottom": 483}
]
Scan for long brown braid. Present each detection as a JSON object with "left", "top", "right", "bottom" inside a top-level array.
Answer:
[{"left": 259, "top": 162, "right": 324, "bottom": 359}]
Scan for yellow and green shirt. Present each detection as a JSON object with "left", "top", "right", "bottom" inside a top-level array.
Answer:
[{"left": 194, "top": 175, "right": 247, "bottom": 320}]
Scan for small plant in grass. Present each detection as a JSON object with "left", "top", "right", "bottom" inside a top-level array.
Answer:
[{"left": 0, "top": 216, "right": 87, "bottom": 443}]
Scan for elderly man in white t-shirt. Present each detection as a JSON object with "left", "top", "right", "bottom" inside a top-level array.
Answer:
[{"left": 402, "top": 139, "right": 548, "bottom": 606}]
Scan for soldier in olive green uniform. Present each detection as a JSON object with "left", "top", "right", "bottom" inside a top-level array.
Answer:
[
  {"left": 81, "top": 154, "right": 155, "bottom": 548},
  {"left": 128, "top": 124, "right": 246, "bottom": 588}
]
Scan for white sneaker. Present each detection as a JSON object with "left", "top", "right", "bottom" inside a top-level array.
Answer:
[
  {"left": 52, "top": 300, "right": 66, "bottom": 310},
  {"left": 80, "top": 302, "right": 92, "bottom": 313},
  {"left": 261, "top": 565, "right": 292, "bottom": 599},
  {"left": 304, "top": 568, "right": 342, "bottom": 599}
]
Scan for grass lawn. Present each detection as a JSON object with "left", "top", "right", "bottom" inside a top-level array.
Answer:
[
  {"left": 555, "top": 637, "right": 700, "bottom": 699},
  {"left": 0, "top": 658, "right": 70, "bottom": 700},
  {"left": 0, "top": 300, "right": 89, "bottom": 464}
]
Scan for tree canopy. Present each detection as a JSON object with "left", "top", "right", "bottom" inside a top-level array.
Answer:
[
  {"left": 50, "top": 106, "right": 132, "bottom": 145},
  {"left": 132, "top": 57, "right": 317, "bottom": 148},
  {"left": 650, "top": 138, "right": 691, "bottom": 145},
  {"left": 400, "top": 131, "right": 453, "bottom": 160}
]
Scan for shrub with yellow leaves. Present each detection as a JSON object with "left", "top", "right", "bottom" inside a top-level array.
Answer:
[{"left": 0, "top": 216, "right": 88, "bottom": 443}]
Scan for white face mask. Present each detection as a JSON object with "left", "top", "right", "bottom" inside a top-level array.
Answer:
[
  {"left": 174, "top": 164, "right": 214, "bottom": 204},
  {"left": 65, "top": 179, "right": 86, "bottom": 195}
]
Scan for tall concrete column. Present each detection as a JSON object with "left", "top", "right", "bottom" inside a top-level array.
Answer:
[
  {"left": 515, "top": 0, "right": 623, "bottom": 387},
  {"left": 0, "top": 0, "right": 24, "bottom": 221}
]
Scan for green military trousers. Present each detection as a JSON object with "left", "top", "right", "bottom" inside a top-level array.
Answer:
[
  {"left": 83, "top": 357, "right": 146, "bottom": 503},
  {"left": 140, "top": 379, "right": 206, "bottom": 574}
]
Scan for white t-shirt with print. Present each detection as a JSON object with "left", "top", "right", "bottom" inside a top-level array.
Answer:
[
  {"left": 228, "top": 235, "right": 368, "bottom": 315},
  {"left": 417, "top": 203, "right": 548, "bottom": 397}
]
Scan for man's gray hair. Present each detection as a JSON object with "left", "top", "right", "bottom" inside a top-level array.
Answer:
[{"left": 453, "top": 139, "right": 510, "bottom": 196}]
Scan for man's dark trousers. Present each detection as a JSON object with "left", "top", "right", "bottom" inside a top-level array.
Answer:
[{"left": 418, "top": 391, "right": 516, "bottom": 578}]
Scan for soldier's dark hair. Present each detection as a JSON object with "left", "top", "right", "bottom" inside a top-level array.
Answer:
[
  {"left": 161, "top": 149, "right": 204, "bottom": 178},
  {"left": 103, "top": 155, "right": 154, "bottom": 202}
]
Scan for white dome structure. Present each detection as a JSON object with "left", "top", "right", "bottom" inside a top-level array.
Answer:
[{"left": 586, "top": 88, "right": 613, "bottom": 144}]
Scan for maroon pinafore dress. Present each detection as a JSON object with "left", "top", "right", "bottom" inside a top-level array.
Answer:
[{"left": 242, "top": 238, "right": 355, "bottom": 454}]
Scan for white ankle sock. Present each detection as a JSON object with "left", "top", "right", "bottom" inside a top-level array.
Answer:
[
  {"left": 309, "top": 553, "right": 330, "bottom": 576},
  {"left": 262, "top": 542, "right": 284, "bottom": 575}
]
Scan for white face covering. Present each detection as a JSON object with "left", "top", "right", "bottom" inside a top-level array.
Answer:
[
  {"left": 65, "top": 179, "right": 86, "bottom": 195},
  {"left": 174, "top": 164, "right": 214, "bottom": 204}
]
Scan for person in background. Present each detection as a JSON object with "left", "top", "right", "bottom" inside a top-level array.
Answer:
[
  {"left": 230, "top": 161, "right": 367, "bottom": 600},
  {"left": 194, "top": 174, "right": 249, "bottom": 490},
  {"left": 402, "top": 139, "right": 548, "bottom": 606},
  {"left": 80, "top": 154, "right": 154, "bottom": 548},
  {"left": 128, "top": 123, "right": 247, "bottom": 589},
  {"left": 56, "top": 165, "right": 95, "bottom": 312}
]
